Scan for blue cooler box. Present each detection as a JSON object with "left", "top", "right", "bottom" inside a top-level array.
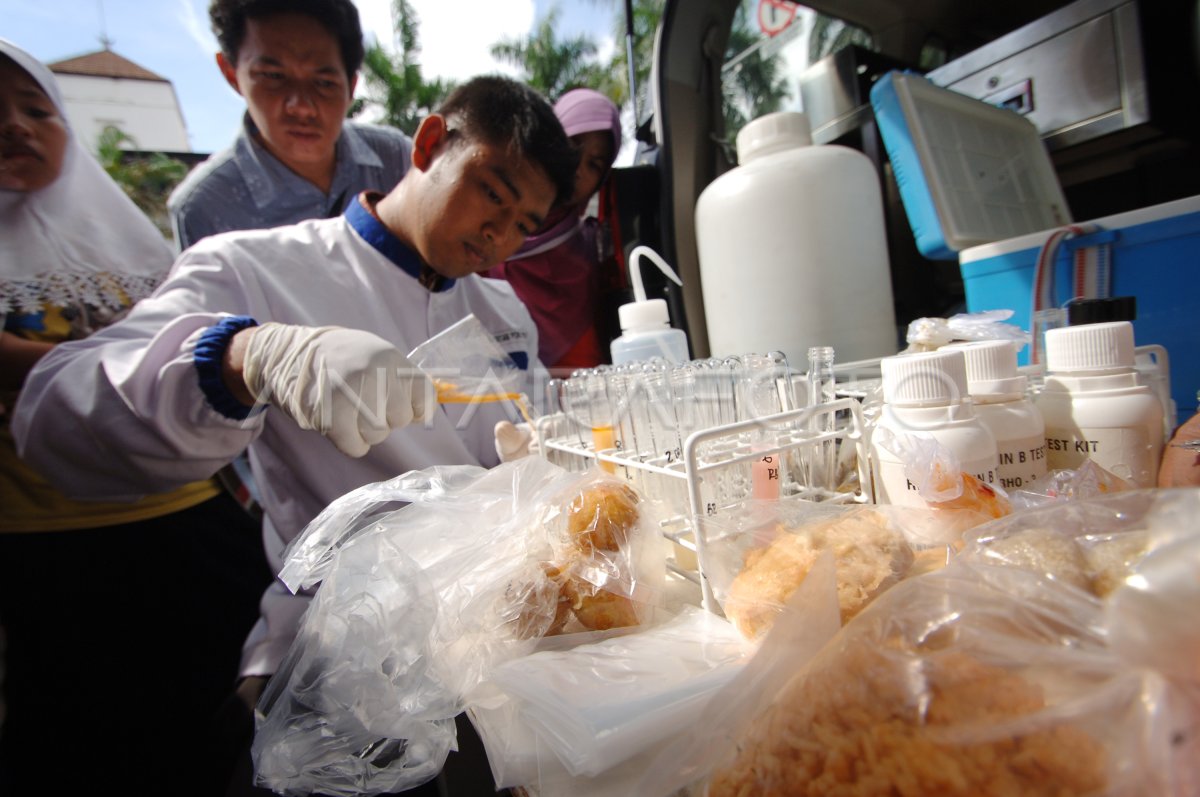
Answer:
[{"left": 959, "top": 194, "right": 1200, "bottom": 416}]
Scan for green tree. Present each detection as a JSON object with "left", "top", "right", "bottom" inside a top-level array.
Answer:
[
  {"left": 95, "top": 125, "right": 186, "bottom": 239},
  {"left": 807, "top": 12, "right": 872, "bottom": 63},
  {"left": 491, "top": 7, "right": 616, "bottom": 100},
  {"left": 354, "top": 0, "right": 454, "bottom": 133},
  {"left": 603, "top": 0, "right": 663, "bottom": 124},
  {"left": 722, "top": 2, "right": 790, "bottom": 149}
]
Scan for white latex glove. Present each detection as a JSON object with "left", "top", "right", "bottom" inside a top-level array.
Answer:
[
  {"left": 494, "top": 420, "right": 539, "bottom": 463},
  {"left": 243, "top": 323, "right": 431, "bottom": 457}
]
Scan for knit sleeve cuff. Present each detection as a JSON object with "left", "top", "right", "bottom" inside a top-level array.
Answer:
[{"left": 194, "top": 315, "right": 260, "bottom": 420}]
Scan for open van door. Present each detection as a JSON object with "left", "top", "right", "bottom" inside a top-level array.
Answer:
[{"left": 635, "top": 0, "right": 1200, "bottom": 378}]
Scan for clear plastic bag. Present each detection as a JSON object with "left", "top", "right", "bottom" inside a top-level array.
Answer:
[
  {"left": 1104, "top": 499, "right": 1200, "bottom": 795},
  {"left": 871, "top": 426, "right": 1013, "bottom": 518},
  {"left": 252, "top": 458, "right": 667, "bottom": 795},
  {"left": 641, "top": 554, "right": 1188, "bottom": 797},
  {"left": 407, "top": 313, "right": 528, "bottom": 409},
  {"left": 700, "top": 499, "right": 973, "bottom": 641},
  {"left": 1007, "top": 459, "right": 1135, "bottom": 512},
  {"left": 904, "top": 309, "right": 1031, "bottom": 352},
  {"left": 960, "top": 487, "right": 1181, "bottom": 599},
  {"left": 476, "top": 605, "right": 749, "bottom": 780}
]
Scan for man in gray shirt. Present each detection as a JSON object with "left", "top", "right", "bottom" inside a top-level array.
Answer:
[
  {"left": 168, "top": 0, "right": 412, "bottom": 251},
  {"left": 164, "top": 2, "right": 420, "bottom": 794}
]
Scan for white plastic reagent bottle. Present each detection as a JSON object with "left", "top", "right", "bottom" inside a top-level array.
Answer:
[
  {"left": 870, "top": 349, "right": 999, "bottom": 507},
  {"left": 947, "top": 340, "right": 1047, "bottom": 492},
  {"left": 1035, "top": 321, "right": 1164, "bottom": 487}
]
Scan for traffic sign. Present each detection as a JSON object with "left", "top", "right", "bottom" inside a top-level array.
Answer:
[{"left": 758, "top": 0, "right": 798, "bottom": 37}]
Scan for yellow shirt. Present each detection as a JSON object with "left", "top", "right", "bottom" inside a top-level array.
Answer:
[{"left": 2, "top": 304, "right": 220, "bottom": 533}]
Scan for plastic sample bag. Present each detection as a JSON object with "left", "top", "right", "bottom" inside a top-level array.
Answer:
[
  {"left": 252, "top": 458, "right": 666, "bottom": 795},
  {"left": 476, "top": 605, "right": 749, "bottom": 781},
  {"left": 700, "top": 499, "right": 979, "bottom": 641},
  {"left": 904, "top": 309, "right": 1030, "bottom": 352},
  {"left": 407, "top": 313, "right": 527, "bottom": 406},
  {"left": 641, "top": 554, "right": 1190, "bottom": 797},
  {"left": 960, "top": 487, "right": 1190, "bottom": 599},
  {"left": 1007, "top": 459, "right": 1135, "bottom": 512}
]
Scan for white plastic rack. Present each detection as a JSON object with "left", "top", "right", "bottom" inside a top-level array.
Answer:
[{"left": 536, "top": 397, "right": 874, "bottom": 610}]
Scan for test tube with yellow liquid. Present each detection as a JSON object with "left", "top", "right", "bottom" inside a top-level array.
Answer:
[
  {"left": 590, "top": 424, "right": 616, "bottom": 473},
  {"left": 562, "top": 369, "right": 618, "bottom": 473}
]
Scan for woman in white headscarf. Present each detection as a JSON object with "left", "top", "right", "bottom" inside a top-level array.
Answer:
[
  {"left": 0, "top": 41, "right": 171, "bottom": 360},
  {"left": 0, "top": 38, "right": 270, "bottom": 792}
]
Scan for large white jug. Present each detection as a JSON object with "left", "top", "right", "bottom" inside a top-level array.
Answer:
[{"left": 694, "top": 112, "right": 897, "bottom": 365}]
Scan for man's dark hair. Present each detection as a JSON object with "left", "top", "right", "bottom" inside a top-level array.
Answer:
[
  {"left": 209, "top": 0, "right": 365, "bottom": 81},
  {"left": 437, "top": 76, "right": 579, "bottom": 207}
]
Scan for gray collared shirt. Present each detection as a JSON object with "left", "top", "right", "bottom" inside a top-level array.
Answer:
[{"left": 168, "top": 115, "right": 412, "bottom": 251}]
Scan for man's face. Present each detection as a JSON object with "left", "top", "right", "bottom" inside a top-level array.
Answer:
[
  {"left": 413, "top": 131, "right": 557, "bottom": 279},
  {"left": 0, "top": 58, "right": 68, "bottom": 193},
  {"left": 218, "top": 12, "right": 354, "bottom": 181}
]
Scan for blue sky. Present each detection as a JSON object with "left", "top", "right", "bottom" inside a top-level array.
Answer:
[{"left": 2, "top": 0, "right": 619, "bottom": 155}]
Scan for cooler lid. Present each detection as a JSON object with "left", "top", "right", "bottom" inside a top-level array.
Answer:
[
  {"left": 870, "top": 71, "right": 1072, "bottom": 260},
  {"left": 959, "top": 193, "right": 1200, "bottom": 263}
]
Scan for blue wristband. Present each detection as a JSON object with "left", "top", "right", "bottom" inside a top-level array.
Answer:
[{"left": 194, "top": 315, "right": 260, "bottom": 420}]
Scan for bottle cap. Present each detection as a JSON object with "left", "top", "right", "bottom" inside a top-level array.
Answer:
[
  {"left": 943, "top": 340, "right": 1026, "bottom": 397},
  {"left": 1044, "top": 320, "right": 1135, "bottom": 372},
  {"left": 1066, "top": 296, "right": 1137, "bottom": 325},
  {"left": 618, "top": 246, "right": 684, "bottom": 333},
  {"left": 736, "top": 111, "right": 812, "bottom": 164},
  {"left": 618, "top": 297, "right": 670, "bottom": 331},
  {"left": 881, "top": 349, "right": 969, "bottom": 406}
]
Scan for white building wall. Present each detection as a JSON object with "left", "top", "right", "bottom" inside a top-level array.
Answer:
[{"left": 55, "top": 74, "right": 191, "bottom": 153}]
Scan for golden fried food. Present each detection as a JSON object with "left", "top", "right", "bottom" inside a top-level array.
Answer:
[
  {"left": 725, "top": 510, "right": 913, "bottom": 638},
  {"left": 565, "top": 481, "right": 640, "bottom": 552},
  {"left": 709, "top": 639, "right": 1107, "bottom": 797},
  {"left": 563, "top": 576, "right": 641, "bottom": 631}
]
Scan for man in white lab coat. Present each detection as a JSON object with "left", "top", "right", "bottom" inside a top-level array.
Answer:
[{"left": 13, "top": 74, "right": 577, "bottom": 794}]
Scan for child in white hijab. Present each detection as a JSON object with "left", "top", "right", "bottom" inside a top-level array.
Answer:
[{"left": 0, "top": 38, "right": 270, "bottom": 793}]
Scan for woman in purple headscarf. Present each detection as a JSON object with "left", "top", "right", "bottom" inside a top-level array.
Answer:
[{"left": 485, "top": 87, "right": 622, "bottom": 370}]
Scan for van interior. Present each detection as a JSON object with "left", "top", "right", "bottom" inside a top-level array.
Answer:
[{"left": 612, "top": 0, "right": 1200, "bottom": 361}]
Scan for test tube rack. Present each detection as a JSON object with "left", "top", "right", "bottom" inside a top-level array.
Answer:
[{"left": 536, "top": 397, "right": 874, "bottom": 611}]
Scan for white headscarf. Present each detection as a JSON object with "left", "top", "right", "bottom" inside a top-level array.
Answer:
[{"left": 1, "top": 38, "right": 173, "bottom": 316}]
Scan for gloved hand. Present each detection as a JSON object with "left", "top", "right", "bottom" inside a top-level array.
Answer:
[
  {"left": 242, "top": 323, "right": 431, "bottom": 457},
  {"left": 494, "top": 420, "right": 539, "bottom": 463}
]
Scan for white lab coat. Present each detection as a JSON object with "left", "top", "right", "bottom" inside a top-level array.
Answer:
[{"left": 13, "top": 213, "right": 542, "bottom": 675}]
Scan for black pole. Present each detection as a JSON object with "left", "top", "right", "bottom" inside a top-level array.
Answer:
[{"left": 624, "top": 0, "right": 638, "bottom": 122}]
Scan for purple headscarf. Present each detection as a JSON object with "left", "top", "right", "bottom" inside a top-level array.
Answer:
[{"left": 554, "top": 87, "right": 622, "bottom": 162}]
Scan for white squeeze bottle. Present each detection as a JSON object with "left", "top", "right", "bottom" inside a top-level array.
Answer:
[
  {"left": 1036, "top": 321, "right": 1164, "bottom": 487},
  {"left": 610, "top": 245, "right": 689, "bottom": 365},
  {"left": 870, "top": 349, "right": 999, "bottom": 507},
  {"left": 948, "top": 340, "right": 1048, "bottom": 492}
]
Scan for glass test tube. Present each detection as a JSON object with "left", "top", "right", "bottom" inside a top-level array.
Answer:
[
  {"left": 639, "top": 358, "right": 691, "bottom": 514},
  {"left": 805, "top": 346, "right": 837, "bottom": 495},
  {"left": 606, "top": 365, "right": 643, "bottom": 483},
  {"left": 543, "top": 378, "right": 571, "bottom": 468},
  {"left": 739, "top": 352, "right": 791, "bottom": 500},
  {"left": 585, "top": 367, "right": 617, "bottom": 473}
]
